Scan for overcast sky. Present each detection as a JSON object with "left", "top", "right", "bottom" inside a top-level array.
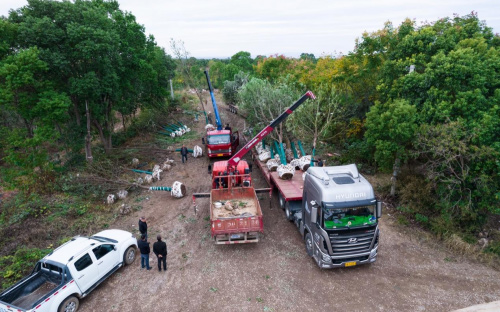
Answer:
[{"left": 1, "top": 0, "right": 499, "bottom": 59}]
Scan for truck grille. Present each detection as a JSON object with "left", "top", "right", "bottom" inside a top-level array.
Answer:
[
  {"left": 328, "top": 226, "right": 377, "bottom": 257},
  {"left": 210, "top": 149, "right": 230, "bottom": 154}
]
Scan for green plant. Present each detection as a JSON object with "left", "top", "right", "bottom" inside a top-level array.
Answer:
[{"left": 0, "top": 247, "right": 52, "bottom": 290}]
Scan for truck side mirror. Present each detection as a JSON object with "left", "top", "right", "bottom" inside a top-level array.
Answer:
[
  {"left": 377, "top": 201, "right": 382, "bottom": 218},
  {"left": 248, "top": 164, "right": 253, "bottom": 172},
  {"left": 202, "top": 137, "right": 205, "bottom": 144},
  {"left": 208, "top": 164, "right": 212, "bottom": 175},
  {"left": 310, "top": 200, "right": 318, "bottom": 224}
]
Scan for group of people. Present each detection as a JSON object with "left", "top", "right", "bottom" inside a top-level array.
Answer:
[{"left": 137, "top": 217, "right": 168, "bottom": 272}]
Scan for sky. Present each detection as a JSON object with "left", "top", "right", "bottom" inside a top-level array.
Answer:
[{"left": 1, "top": 0, "right": 499, "bottom": 59}]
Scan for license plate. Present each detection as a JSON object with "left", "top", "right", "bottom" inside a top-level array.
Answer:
[
  {"left": 345, "top": 261, "right": 357, "bottom": 267},
  {"left": 231, "top": 234, "right": 242, "bottom": 239},
  {"left": 217, "top": 154, "right": 223, "bottom": 156}
]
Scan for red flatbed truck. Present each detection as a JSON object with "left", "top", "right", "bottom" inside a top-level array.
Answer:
[{"left": 193, "top": 91, "right": 316, "bottom": 244}]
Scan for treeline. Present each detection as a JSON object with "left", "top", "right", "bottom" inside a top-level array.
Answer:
[
  {"left": 1, "top": 2, "right": 499, "bottom": 251},
  {"left": 202, "top": 14, "right": 499, "bottom": 245},
  {"left": 0, "top": 0, "right": 175, "bottom": 189}
]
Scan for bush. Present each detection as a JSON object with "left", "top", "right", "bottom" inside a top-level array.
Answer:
[{"left": 0, "top": 247, "right": 52, "bottom": 290}]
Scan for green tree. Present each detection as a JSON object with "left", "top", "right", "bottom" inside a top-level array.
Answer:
[
  {"left": 365, "top": 99, "right": 417, "bottom": 171},
  {"left": 230, "top": 51, "right": 253, "bottom": 73}
]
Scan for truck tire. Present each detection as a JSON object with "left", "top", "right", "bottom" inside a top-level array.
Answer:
[
  {"left": 305, "top": 232, "right": 313, "bottom": 257},
  {"left": 285, "top": 202, "right": 294, "bottom": 221},
  {"left": 124, "top": 246, "right": 136, "bottom": 265},
  {"left": 278, "top": 193, "right": 285, "bottom": 210},
  {"left": 58, "top": 296, "right": 79, "bottom": 312}
]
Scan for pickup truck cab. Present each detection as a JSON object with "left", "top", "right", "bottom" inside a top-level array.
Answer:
[{"left": 0, "top": 229, "right": 137, "bottom": 312}]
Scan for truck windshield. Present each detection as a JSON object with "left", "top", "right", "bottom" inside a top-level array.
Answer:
[
  {"left": 323, "top": 205, "right": 376, "bottom": 229},
  {"left": 207, "top": 134, "right": 230, "bottom": 145}
]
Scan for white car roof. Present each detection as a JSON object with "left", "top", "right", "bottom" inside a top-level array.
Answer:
[{"left": 43, "top": 229, "right": 132, "bottom": 265}]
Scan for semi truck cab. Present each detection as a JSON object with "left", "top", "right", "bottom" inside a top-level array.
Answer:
[{"left": 297, "top": 164, "right": 382, "bottom": 268}]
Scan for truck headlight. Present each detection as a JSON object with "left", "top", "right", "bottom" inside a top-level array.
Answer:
[
  {"left": 208, "top": 148, "right": 211, "bottom": 153},
  {"left": 322, "top": 254, "right": 330, "bottom": 263}
]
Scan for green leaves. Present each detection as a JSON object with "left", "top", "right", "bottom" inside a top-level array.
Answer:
[{"left": 365, "top": 99, "right": 417, "bottom": 171}]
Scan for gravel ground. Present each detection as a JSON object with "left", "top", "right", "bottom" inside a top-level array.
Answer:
[{"left": 79, "top": 99, "right": 500, "bottom": 312}]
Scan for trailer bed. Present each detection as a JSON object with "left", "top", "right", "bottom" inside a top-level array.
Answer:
[{"left": 252, "top": 149, "right": 304, "bottom": 201}]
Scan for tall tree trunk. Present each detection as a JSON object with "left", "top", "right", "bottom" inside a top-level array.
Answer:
[
  {"left": 85, "top": 100, "right": 93, "bottom": 163},
  {"left": 72, "top": 97, "right": 81, "bottom": 126},
  {"left": 390, "top": 157, "right": 401, "bottom": 196},
  {"left": 92, "top": 119, "right": 110, "bottom": 154}
]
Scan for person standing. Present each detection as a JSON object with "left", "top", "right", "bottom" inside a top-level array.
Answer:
[
  {"left": 153, "top": 235, "right": 168, "bottom": 272},
  {"left": 180, "top": 144, "right": 188, "bottom": 164},
  {"left": 138, "top": 216, "right": 148, "bottom": 240},
  {"left": 224, "top": 123, "right": 231, "bottom": 131},
  {"left": 137, "top": 235, "right": 152, "bottom": 270}
]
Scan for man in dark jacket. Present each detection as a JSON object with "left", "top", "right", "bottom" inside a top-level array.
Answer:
[
  {"left": 153, "top": 235, "right": 168, "bottom": 272},
  {"left": 180, "top": 144, "right": 188, "bottom": 164},
  {"left": 138, "top": 216, "right": 147, "bottom": 240},
  {"left": 138, "top": 235, "right": 152, "bottom": 270}
]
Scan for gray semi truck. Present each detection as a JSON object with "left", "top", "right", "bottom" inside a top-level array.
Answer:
[{"left": 253, "top": 157, "right": 382, "bottom": 268}]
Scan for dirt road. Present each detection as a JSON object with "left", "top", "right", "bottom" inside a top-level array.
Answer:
[{"left": 79, "top": 101, "right": 500, "bottom": 312}]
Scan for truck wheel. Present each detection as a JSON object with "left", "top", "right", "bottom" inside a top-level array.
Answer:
[
  {"left": 285, "top": 202, "right": 294, "bottom": 221},
  {"left": 58, "top": 296, "right": 79, "bottom": 312},
  {"left": 124, "top": 246, "right": 136, "bottom": 265},
  {"left": 305, "top": 233, "right": 313, "bottom": 257},
  {"left": 278, "top": 193, "right": 285, "bottom": 210}
]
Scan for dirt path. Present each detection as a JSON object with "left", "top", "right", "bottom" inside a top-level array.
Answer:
[{"left": 79, "top": 100, "right": 500, "bottom": 312}]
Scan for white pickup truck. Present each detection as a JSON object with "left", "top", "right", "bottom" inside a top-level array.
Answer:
[{"left": 0, "top": 229, "right": 137, "bottom": 312}]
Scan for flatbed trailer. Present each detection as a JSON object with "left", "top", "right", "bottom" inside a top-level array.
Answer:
[{"left": 250, "top": 140, "right": 305, "bottom": 220}]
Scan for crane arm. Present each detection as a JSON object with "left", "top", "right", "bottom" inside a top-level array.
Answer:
[
  {"left": 204, "top": 70, "right": 223, "bottom": 130},
  {"left": 227, "top": 91, "right": 316, "bottom": 168}
]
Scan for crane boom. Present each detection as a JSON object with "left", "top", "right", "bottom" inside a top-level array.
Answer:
[
  {"left": 227, "top": 91, "right": 316, "bottom": 168},
  {"left": 204, "top": 70, "right": 223, "bottom": 130}
]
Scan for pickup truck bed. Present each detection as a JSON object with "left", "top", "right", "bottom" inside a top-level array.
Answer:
[{"left": 1, "top": 268, "right": 63, "bottom": 310}]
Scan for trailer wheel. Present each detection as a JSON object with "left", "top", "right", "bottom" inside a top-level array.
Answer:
[
  {"left": 124, "top": 246, "right": 136, "bottom": 265},
  {"left": 285, "top": 202, "right": 294, "bottom": 221},
  {"left": 278, "top": 193, "right": 285, "bottom": 210},
  {"left": 58, "top": 296, "right": 79, "bottom": 312},
  {"left": 305, "top": 233, "right": 313, "bottom": 257}
]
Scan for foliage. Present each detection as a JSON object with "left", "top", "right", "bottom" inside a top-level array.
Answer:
[
  {"left": 238, "top": 78, "right": 299, "bottom": 143},
  {"left": 365, "top": 99, "right": 418, "bottom": 171},
  {"left": 254, "top": 54, "right": 292, "bottom": 83},
  {"left": 1, "top": 0, "right": 174, "bottom": 162},
  {"left": 0, "top": 247, "right": 52, "bottom": 290},
  {"left": 222, "top": 71, "right": 249, "bottom": 104},
  {"left": 288, "top": 84, "right": 349, "bottom": 149}
]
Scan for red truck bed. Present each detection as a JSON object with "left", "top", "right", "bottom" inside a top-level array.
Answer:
[
  {"left": 252, "top": 149, "right": 304, "bottom": 201},
  {"left": 210, "top": 187, "right": 263, "bottom": 244}
]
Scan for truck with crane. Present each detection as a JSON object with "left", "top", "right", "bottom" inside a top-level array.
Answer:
[
  {"left": 203, "top": 70, "right": 239, "bottom": 158},
  {"left": 193, "top": 91, "right": 316, "bottom": 244}
]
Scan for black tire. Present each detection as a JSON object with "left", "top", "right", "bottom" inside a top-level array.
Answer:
[
  {"left": 305, "top": 232, "right": 313, "bottom": 257},
  {"left": 285, "top": 202, "right": 294, "bottom": 221},
  {"left": 124, "top": 246, "right": 136, "bottom": 265},
  {"left": 278, "top": 193, "right": 285, "bottom": 210},
  {"left": 58, "top": 296, "right": 79, "bottom": 312}
]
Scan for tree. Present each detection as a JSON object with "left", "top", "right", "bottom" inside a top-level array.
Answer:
[
  {"left": 230, "top": 51, "right": 253, "bottom": 73},
  {"left": 238, "top": 78, "right": 299, "bottom": 144},
  {"left": 222, "top": 71, "right": 249, "bottom": 105},
  {"left": 5, "top": 0, "right": 171, "bottom": 159},
  {"left": 254, "top": 54, "right": 292, "bottom": 83},
  {"left": 288, "top": 84, "right": 347, "bottom": 153},
  {"left": 170, "top": 39, "right": 206, "bottom": 112}
]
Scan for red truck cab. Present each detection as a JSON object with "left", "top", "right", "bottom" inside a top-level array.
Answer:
[{"left": 206, "top": 129, "right": 239, "bottom": 158}]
